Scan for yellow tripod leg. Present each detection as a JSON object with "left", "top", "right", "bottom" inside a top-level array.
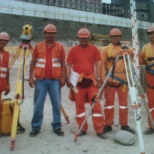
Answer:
[{"left": 9, "top": 48, "right": 22, "bottom": 70}]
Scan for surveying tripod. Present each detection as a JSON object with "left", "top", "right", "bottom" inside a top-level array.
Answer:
[{"left": 9, "top": 40, "right": 32, "bottom": 151}]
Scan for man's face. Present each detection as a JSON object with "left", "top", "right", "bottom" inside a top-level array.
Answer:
[
  {"left": 110, "top": 35, "right": 121, "bottom": 44},
  {"left": 78, "top": 37, "right": 89, "bottom": 46},
  {"left": 44, "top": 32, "right": 56, "bottom": 42},
  {"left": 148, "top": 31, "right": 154, "bottom": 41},
  {"left": 0, "top": 39, "right": 8, "bottom": 49}
]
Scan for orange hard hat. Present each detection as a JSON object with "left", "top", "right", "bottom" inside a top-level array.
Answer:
[
  {"left": 44, "top": 24, "right": 57, "bottom": 33},
  {"left": 147, "top": 26, "right": 154, "bottom": 33},
  {"left": 109, "top": 28, "right": 122, "bottom": 36},
  {"left": 77, "top": 28, "right": 91, "bottom": 38},
  {"left": 0, "top": 32, "right": 10, "bottom": 41}
]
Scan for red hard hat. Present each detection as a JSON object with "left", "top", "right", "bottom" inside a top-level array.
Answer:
[
  {"left": 77, "top": 28, "right": 91, "bottom": 38},
  {"left": 109, "top": 28, "right": 122, "bottom": 36},
  {"left": 44, "top": 24, "right": 57, "bottom": 33},
  {"left": 0, "top": 32, "right": 10, "bottom": 41},
  {"left": 147, "top": 26, "right": 154, "bottom": 33}
]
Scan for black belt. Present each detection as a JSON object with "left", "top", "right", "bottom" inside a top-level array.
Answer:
[
  {"left": 106, "top": 83, "right": 123, "bottom": 88},
  {"left": 147, "top": 83, "right": 154, "bottom": 89}
]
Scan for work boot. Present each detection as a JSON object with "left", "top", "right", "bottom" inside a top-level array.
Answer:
[
  {"left": 144, "top": 127, "right": 154, "bottom": 135},
  {"left": 97, "top": 132, "right": 107, "bottom": 139},
  {"left": 104, "top": 125, "right": 112, "bottom": 132},
  {"left": 54, "top": 128, "right": 64, "bottom": 136},
  {"left": 78, "top": 130, "right": 86, "bottom": 136},
  {"left": 29, "top": 130, "right": 40, "bottom": 137},
  {"left": 121, "top": 125, "right": 135, "bottom": 134}
]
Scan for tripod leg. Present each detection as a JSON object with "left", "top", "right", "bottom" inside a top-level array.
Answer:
[
  {"left": 124, "top": 55, "right": 145, "bottom": 154},
  {"left": 9, "top": 48, "right": 22, "bottom": 70}
]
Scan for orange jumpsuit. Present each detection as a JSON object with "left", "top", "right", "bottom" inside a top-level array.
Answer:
[
  {"left": 67, "top": 44, "right": 105, "bottom": 133},
  {"left": 140, "top": 43, "right": 154, "bottom": 128},
  {"left": 101, "top": 44, "right": 132, "bottom": 126}
]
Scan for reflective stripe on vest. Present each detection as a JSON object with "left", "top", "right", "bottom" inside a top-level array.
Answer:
[
  {"left": 37, "top": 58, "right": 46, "bottom": 63},
  {"left": 0, "top": 74, "right": 7, "bottom": 78},
  {"left": 0, "top": 67, "right": 7, "bottom": 72},
  {"left": 36, "top": 63, "right": 45, "bottom": 68}
]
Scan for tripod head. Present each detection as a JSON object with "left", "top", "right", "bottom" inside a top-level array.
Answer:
[{"left": 20, "top": 24, "right": 32, "bottom": 41}]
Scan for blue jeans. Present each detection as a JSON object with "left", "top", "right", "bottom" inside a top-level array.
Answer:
[{"left": 31, "top": 78, "right": 61, "bottom": 131}]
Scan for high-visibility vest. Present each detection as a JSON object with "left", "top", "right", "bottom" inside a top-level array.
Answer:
[
  {"left": 144, "top": 43, "right": 154, "bottom": 74},
  {"left": 34, "top": 41, "right": 62, "bottom": 79},
  {"left": 0, "top": 51, "right": 9, "bottom": 91}
]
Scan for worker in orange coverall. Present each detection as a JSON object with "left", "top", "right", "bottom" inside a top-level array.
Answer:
[
  {"left": 66, "top": 28, "right": 107, "bottom": 139},
  {"left": 101, "top": 28, "right": 135, "bottom": 134},
  {"left": 140, "top": 26, "right": 154, "bottom": 135},
  {"left": 0, "top": 32, "right": 10, "bottom": 135}
]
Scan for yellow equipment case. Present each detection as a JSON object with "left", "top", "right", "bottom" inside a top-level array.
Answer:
[{"left": 0, "top": 98, "right": 25, "bottom": 136}]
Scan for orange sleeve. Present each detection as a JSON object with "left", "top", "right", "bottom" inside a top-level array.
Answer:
[{"left": 101, "top": 47, "right": 108, "bottom": 82}]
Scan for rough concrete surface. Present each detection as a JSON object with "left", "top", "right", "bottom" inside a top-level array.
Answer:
[{"left": 0, "top": 54, "right": 154, "bottom": 154}]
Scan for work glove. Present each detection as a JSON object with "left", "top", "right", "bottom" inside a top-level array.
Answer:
[{"left": 119, "top": 49, "right": 132, "bottom": 56}]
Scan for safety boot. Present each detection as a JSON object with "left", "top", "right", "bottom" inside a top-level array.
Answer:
[
  {"left": 104, "top": 125, "right": 112, "bottom": 132},
  {"left": 29, "top": 130, "right": 40, "bottom": 137},
  {"left": 97, "top": 132, "right": 107, "bottom": 139},
  {"left": 121, "top": 125, "right": 135, "bottom": 134},
  {"left": 144, "top": 127, "right": 154, "bottom": 135}
]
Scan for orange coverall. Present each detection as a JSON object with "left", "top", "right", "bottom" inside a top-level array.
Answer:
[
  {"left": 67, "top": 44, "right": 105, "bottom": 133},
  {"left": 140, "top": 43, "right": 154, "bottom": 128},
  {"left": 101, "top": 44, "right": 132, "bottom": 126}
]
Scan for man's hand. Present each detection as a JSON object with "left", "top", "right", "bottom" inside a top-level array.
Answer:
[
  {"left": 60, "top": 77, "right": 66, "bottom": 87},
  {"left": 119, "top": 49, "right": 131, "bottom": 56},
  {"left": 66, "top": 78, "right": 73, "bottom": 88},
  {"left": 4, "top": 84, "right": 10, "bottom": 95},
  {"left": 29, "top": 77, "right": 35, "bottom": 88}
]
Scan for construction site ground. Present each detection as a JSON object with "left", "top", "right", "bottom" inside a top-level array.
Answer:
[{"left": 0, "top": 46, "right": 154, "bottom": 154}]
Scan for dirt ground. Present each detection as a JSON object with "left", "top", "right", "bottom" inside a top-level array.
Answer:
[{"left": 0, "top": 52, "right": 154, "bottom": 154}]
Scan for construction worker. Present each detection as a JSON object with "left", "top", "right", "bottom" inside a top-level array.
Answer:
[
  {"left": 29, "top": 24, "right": 66, "bottom": 137},
  {"left": 66, "top": 28, "right": 107, "bottom": 139},
  {"left": 139, "top": 26, "right": 154, "bottom": 135},
  {"left": 0, "top": 32, "right": 10, "bottom": 133},
  {"left": 101, "top": 28, "right": 135, "bottom": 134}
]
